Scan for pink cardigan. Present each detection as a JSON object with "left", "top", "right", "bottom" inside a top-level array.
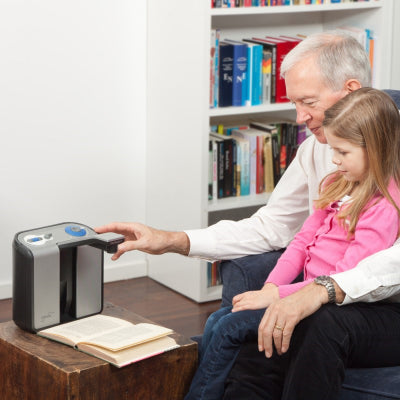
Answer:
[{"left": 266, "top": 182, "right": 400, "bottom": 298}]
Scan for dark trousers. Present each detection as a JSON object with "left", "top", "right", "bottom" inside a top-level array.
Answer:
[{"left": 219, "top": 252, "right": 400, "bottom": 400}]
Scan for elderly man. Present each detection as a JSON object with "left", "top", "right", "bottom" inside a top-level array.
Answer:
[{"left": 97, "top": 32, "right": 400, "bottom": 399}]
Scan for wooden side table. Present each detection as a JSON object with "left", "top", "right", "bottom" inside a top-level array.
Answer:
[{"left": 0, "top": 303, "right": 197, "bottom": 399}]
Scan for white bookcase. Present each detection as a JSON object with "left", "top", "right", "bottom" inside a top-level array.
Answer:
[{"left": 146, "top": 0, "right": 394, "bottom": 302}]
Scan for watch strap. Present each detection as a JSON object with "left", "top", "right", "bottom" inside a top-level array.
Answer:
[{"left": 314, "top": 275, "right": 336, "bottom": 303}]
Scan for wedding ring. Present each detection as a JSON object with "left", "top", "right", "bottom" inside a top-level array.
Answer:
[{"left": 274, "top": 325, "right": 283, "bottom": 331}]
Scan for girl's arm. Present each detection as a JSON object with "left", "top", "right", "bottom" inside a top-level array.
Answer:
[
  {"left": 265, "top": 207, "right": 329, "bottom": 287},
  {"left": 232, "top": 208, "right": 328, "bottom": 311},
  {"left": 271, "top": 199, "right": 400, "bottom": 299}
]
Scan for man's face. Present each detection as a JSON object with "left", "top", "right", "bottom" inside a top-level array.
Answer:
[{"left": 285, "top": 56, "right": 349, "bottom": 144}]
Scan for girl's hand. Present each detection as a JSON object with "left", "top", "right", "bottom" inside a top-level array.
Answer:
[{"left": 232, "top": 283, "right": 279, "bottom": 312}]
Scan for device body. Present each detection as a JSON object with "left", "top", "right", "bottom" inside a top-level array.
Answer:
[{"left": 12, "top": 222, "right": 124, "bottom": 332}]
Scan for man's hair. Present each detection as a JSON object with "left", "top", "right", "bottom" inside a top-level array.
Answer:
[
  {"left": 281, "top": 31, "right": 371, "bottom": 91},
  {"left": 315, "top": 88, "right": 400, "bottom": 236}
]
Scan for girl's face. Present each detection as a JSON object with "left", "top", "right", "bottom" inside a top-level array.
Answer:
[{"left": 325, "top": 129, "right": 368, "bottom": 182}]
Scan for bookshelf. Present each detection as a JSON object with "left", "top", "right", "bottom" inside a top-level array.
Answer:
[{"left": 147, "top": 0, "right": 394, "bottom": 302}]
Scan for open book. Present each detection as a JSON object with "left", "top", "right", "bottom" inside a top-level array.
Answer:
[{"left": 38, "top": 314, "right": 179, "bottom": 368}]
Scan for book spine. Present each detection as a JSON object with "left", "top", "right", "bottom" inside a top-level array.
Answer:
[
  {"left": 249, "top": 135, "right": 257, "bottom": 195},
  {"left": 246, "top": 45, "right": 253, "bottom": 106},
  {"left": 232, "top": 140, "right": 237, "bottom": 196},
  {"left": 271, "top": 133, "right": 280, "bottom": 186},
  {"left": 208, "top": 140, "right": 213, "bottom": 200},
  {"left": 212, "top": 140, "right": 218, "bottom": 200},
  {"left": 256, "top": 134, "right": 265, "bottom": 194},
  {"left": 218, "top": 43, "right": 233, "bottom": 107},
  {"left": 232, "top": 44, "right": 247, "bottom": 107},
  {"left": 214, "top": 29, "right": 220, "bottom": 108},
  {"left": 262, "top": 49, "right": 272, "bottom": 104},
  {"left": 263, "top": 134, "right": 274, "bottom": 193},
  {"left": 217, "top": 140, "right": 225, "bottom": 198},
  {"left": 223, "top": 139, "right": 234, "bottom": 197},
  {"left": 252, "top": 45, "right": 263, "bottom": 106},
  {"left": 241, "top": 140, "right": 250, "bottom": 196},
  {"left": 267, "top": 44, "right": 276, "bottom": 103},
  {"left": 210, "top": 30, "right": 216, "bottom": 109},
  {"left": 279, "top": 123, "right": 287, "bottom": 175}
]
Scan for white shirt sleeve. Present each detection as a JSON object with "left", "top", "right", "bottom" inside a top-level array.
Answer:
[
  {"left": 185, "top": 136, "right": 334, "bottom": 261},
  {"left": 332, "top": 242, "right": 400, "bottom": 304},
  {"left": 186, "top": 133, "right": 400, "bottom": 303}
]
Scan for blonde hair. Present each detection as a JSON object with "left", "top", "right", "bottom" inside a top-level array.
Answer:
[{"left": 315, "top": 88, "right": 400, "bottom": 235}]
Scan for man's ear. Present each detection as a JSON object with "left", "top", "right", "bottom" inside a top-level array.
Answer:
[{"left": 344, "top": 79, "right": 362, "bottom": 93}]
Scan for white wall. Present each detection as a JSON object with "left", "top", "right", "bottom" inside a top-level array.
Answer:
[
  {"left": 0, "top": 1, "right": 147, "bottom": 299},
  {"left": 391, "top": 0, "right": 400, "bottom": 89}
]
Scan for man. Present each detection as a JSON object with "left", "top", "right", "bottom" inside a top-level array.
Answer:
[{"left": 96, "top": 32, "right": 400, "bottom": 399}]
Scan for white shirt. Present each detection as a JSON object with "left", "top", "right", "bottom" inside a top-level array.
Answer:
[{"left": 185, "top": 135, "right": 400, "bottom": 304}]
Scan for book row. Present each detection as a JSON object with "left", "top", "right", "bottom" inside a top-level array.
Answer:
[
  {"left": 210, "top": 27, "right": 375, "bottom": 109},
  {"left": 211, "top": 0, "right": 371, "bottom": 8},
  {"left": 207, "top": 261, "right": 222, "bottom": 288},
  {"left": 209, "top": 120, "right": 308, "bottom": 200}
]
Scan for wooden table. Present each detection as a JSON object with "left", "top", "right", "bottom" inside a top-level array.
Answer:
[{"left": 0, "top": 303, "right": 197, "bottom": 399}]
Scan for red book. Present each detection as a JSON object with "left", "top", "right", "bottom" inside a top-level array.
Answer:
[
  {"left": 262, "top": 36, "right": 301, "bottom": 102},
  {"left": 252, "top": 37, "right": 290, "bottom": 101}
]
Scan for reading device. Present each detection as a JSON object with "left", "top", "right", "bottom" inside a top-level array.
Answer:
[{"left": 12, "top": 222, "right": 124, "bottom": 332}]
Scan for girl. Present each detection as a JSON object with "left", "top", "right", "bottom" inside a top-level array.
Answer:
[{"left": 184, "top": 88, "right": 400, "bottom": 400}]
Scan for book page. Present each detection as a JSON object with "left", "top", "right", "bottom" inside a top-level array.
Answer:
[
  {"left": 38, "top": 315, "right": 140, "bottom": 346},
  {"left": 38, "top": 315, "right": 173, "bottom": 351},
  {"left": 80, "top": 323, "right": 173, "bottom": 351},
  {"left": 78, "top": 336, "right": 179, "bottom": 368}
]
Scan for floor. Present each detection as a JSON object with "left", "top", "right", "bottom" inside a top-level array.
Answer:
[{"left": 0, "top": 277, "right": 221, "bottom": 338}]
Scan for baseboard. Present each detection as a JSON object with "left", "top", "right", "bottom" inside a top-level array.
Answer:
[
  {"left": 0, "top": 259, "right": 148, "bottom": 301},
  {"left": 0, "top": 281, "right": 12, "bottom": 300}
]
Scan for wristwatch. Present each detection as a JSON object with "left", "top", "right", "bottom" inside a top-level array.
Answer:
[{"left": 314, "top": 275, "right": 336, "bottom": 303}]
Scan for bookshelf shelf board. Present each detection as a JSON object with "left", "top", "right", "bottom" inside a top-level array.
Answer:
[
  {"left": 210, "top": 2, "right": 382, "bottom": 17},
  {"left": 208, "top": 192, "right": 271, "bottom": 212},
  {"left": 203, "top": 283, "right": 223, "bottom": 302},
  {"left": 209, "top": 103, "right": 295, "bottom": 117}
]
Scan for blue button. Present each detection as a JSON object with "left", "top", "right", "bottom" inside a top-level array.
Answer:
[
  {"left": 65, "top": 225, "right": 87, "bottom": 237},
  {"left": 28, "top": 237, "right": 42, "bottom": 243}
]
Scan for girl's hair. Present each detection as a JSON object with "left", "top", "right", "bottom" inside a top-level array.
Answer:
[
  {"left": 280, "top": 31, "right": 371, "bottom": 91},
  {"left": 314, "top": 88, "right": 400, "bottom": 235}
]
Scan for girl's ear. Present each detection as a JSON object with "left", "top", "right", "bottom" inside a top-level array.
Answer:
[{"left": 344, "top": 79, "right": 362, "bottom": 93}]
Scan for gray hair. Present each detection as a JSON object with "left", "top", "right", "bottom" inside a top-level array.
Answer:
[{"left": 280, "top": 31, "right": 371, "bottom": 91}]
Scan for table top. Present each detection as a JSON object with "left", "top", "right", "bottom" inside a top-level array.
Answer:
[{"left": 0, "top": 302, "right": 195, "bottom": 373}]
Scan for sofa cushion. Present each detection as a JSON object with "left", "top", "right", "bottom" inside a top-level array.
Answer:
[{"left": 340, "top": 367, "right": 400, "bottom": 399}]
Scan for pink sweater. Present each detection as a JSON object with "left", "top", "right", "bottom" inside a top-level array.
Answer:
[{"left": 266, "top": 182, "right": 400, "bottom": 298}]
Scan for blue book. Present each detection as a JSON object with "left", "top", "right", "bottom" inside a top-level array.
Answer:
[
  {"left": 231, "top": 130, "right": 250, "bottom": 196},
  {"left": 245, "top": 43, "right": 263, "bottom": 106},
  {"left": 218, "top": 42, "right": 234, "bottom": 107},
  {"left": 225, "top": 40, "right": 248, "bottom": 107}
]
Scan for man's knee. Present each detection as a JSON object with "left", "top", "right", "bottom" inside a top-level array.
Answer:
[{"left": 291, "top": 304, "right": 349, "bottom": 351}]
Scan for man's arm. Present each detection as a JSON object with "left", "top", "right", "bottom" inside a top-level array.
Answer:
[
  {"left": 258, "top": 280, "right": 344, "bottom": 358},
  {"left": 95, "top": 222, "right": 190, "bottom": 260},
  {"left": 186, "top": 137, "right": 333, "bottom": 261},
  {"left": 331, "top": 243, "right": 400, "bottom": 304}
]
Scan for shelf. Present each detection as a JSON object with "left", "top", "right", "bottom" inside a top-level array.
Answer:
[
  {"left": 209, "top": 102, "right": 295, "bottom": 117},
  {"left": 210, "top": 1, "right": 382, "bottom": 16},
  {"left": 208, "top": 192, "right": 271, "bottom": 212},
  {"left": 148, "top": 0, "right": 393, "bottom": 302}
]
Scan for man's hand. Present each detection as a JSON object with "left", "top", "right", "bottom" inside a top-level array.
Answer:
[
  {"left": 95, "top": 222, "right": 190, "bottom": 260},
  {"left": 258, "top": 282, "right": 344, "bottom": 358},
  {"left": 232, "top": 283, "right": 279, "bottom": 312}
]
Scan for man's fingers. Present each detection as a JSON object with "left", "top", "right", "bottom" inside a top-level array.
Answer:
[
  {"left": 280, "top": 322, "right": 295, "bottom": 354},
  {"left": 258, "top": 310, "right": 275, "bottom": 357}
]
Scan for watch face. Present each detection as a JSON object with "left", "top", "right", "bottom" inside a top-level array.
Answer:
[{"left": 316, "top": 275, "right": 329, "bottom": 284}]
